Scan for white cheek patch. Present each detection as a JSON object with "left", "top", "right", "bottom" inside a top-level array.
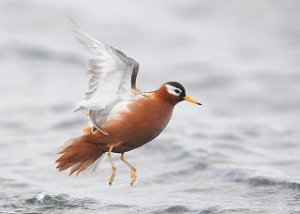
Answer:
[{"left": 166, "top": 84, "right": 181, "bottom": 96}]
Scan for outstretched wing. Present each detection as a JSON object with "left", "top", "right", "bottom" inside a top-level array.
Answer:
[
  {"left": 72, "top": 22, "right": 139, "bottom": 111},
  {"left": 72, "top": 22, "right": 140, "bottom": 134}
]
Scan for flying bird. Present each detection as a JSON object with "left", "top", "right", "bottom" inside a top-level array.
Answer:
[{"left": 56, "top": 23, "right": 201, "bottom": 186}]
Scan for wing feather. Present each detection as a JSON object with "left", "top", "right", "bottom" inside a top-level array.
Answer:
[
  {"left": 71, "top": 21, "right": 141, "bottom": 133},
  {"left": 72, "top": 22, "right": 139, "bottom": 111}
]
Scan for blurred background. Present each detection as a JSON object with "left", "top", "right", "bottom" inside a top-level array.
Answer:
[{"left": 0, "top": 0, "right": 300, "bottom": 213}]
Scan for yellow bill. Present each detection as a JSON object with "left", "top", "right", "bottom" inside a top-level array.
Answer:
[{"left": 184, "top": 96, "right": 202, "bottom": 105}]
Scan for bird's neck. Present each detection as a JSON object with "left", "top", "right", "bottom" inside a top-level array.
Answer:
[{"left": 155, "top": 87, "right": 178, "bottom": 106}]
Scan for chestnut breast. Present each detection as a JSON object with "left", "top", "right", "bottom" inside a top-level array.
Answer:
[{"left": 102, "top": 96, "right": 174, "bottom": 153}]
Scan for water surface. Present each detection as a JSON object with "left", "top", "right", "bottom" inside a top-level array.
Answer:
[{"left": 1, "top": 0, "right": 300, "bottom": 213}]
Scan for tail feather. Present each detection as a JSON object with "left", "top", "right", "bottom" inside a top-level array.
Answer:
[{"left": 56, "top": 136, "right": 104, "bottom": 176}]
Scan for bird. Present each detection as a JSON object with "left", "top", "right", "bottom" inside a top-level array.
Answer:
[{"left": 56, "top": 22, "right": 201, "bottom": 186}]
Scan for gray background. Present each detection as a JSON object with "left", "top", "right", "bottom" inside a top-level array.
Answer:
[{"left": 0, "top": 0, "right": 300, "bottom": 213}]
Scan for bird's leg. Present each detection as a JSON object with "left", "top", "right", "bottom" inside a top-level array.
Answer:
[
  {"left": 107, "top": 146, "right": 116, "bottom": 186},
  {"left": 120, "top": 153, "right": 137, "bottom": 186}
]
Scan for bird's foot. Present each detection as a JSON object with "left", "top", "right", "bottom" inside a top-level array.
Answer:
[
  {"left": 130, "top": 168, "right": 137, "bottom": 186},
  {"left": 109, "top": 166, "right": 116, "bottom": 186}
]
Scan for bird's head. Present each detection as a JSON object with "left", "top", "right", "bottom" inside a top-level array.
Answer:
[{"left": 158, "top": 81, "right": 201, "bottom": 106}]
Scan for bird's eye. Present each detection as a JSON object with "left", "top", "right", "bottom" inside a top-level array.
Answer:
[{"left": 174, "top": 89, "right": 180, "bottom": 93}]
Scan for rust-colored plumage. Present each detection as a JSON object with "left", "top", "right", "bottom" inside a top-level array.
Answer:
[
  {"left": 56, "top": 22, "right": 201, "bottom": 185},
  {"left": 56, "top": 126, "right": 104, "bottom": 176}
]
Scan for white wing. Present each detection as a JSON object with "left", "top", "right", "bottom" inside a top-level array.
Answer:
[{"left": 72, "top": 22, "right": 140, "bottom": 135}]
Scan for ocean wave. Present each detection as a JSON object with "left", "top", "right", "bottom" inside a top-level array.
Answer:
[
  {"left": 3, "top": 43, "right": 84, "bottom": 65},
  {"left": 1, "top": 192, "right": 98, "bottom": 214},
  {"left": 153, "top": 205, "right": 192, "bottom": 214},
  {"left": 218, "top": 168, "right": 300, "bottom": 190}
]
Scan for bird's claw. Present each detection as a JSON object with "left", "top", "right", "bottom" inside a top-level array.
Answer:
[
  {"left": 130, "top": 168, "right": 137, "bottom": 186},
  {"left": 109, "top": 166, "right": 116, "bottom": 186}
]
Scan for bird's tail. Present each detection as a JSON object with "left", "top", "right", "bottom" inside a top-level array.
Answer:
[{"left": 56, "top": 134, "right": 104, "bottom": 176}]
